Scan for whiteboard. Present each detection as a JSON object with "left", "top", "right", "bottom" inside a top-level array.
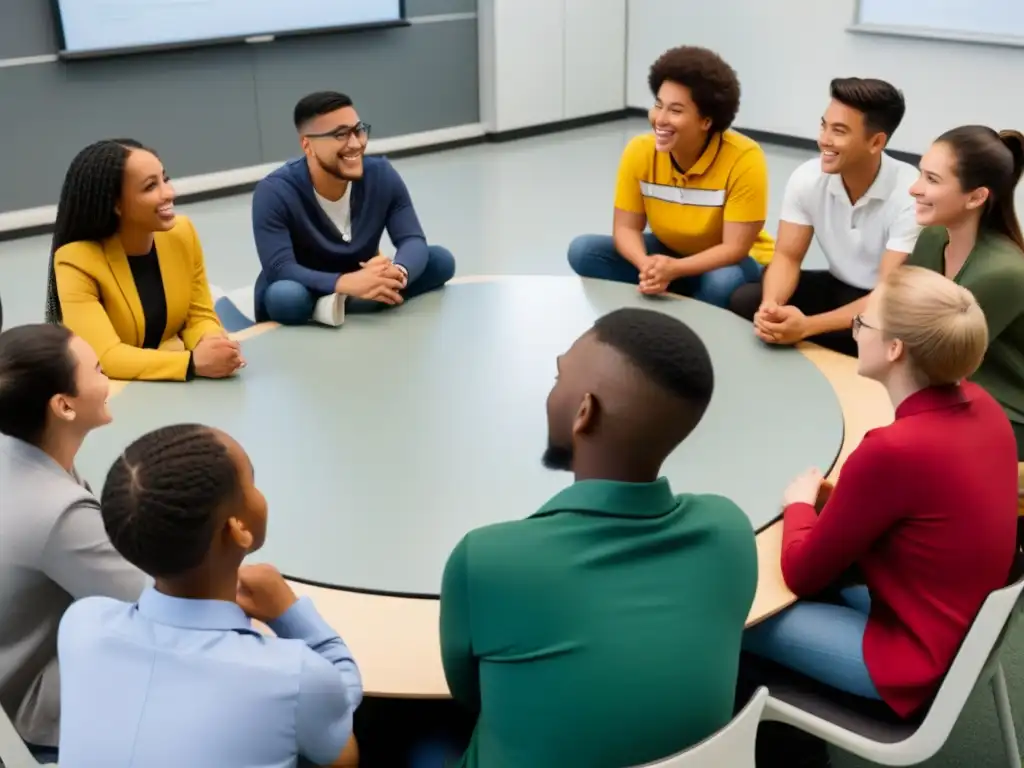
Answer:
[
  {"left": 853, "top": 0, "right": 1024, "bottom": 47},
  {"left": 54, "top": 0, "right": 404, "bottom": 57}
]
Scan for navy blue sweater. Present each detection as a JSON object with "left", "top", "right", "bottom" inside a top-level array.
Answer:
[{"left": 251, "top": 156, "right": 430, "bottom": 296}]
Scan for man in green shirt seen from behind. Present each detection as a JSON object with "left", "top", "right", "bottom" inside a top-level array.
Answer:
[{"left": 439, "top": 307, "right": 758, "bottom": 768}]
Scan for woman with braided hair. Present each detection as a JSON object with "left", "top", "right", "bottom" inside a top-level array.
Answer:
[
  {"left": 56, "top": 424, "right": 362, "bottom": 767},
  {"left": 47, "top": 139, "right": 245, "bottom": 382}
]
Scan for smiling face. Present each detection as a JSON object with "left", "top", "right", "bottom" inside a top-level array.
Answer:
[
  {"left": 909, "top": 141, "right": 989, "bottom": 228},
  {"left": 649, "top": 80, "right": 711, "bottom": 155},
  {"left": 300, "top": 105, "right": 368, "bottom": 181},
  {"left": 51, "top": 335, "right": 112, "bottom": 433},
  {"left": 117, "top": 149, "right": 176, "bottom": 233},
  {"left": 818, "top": 99, "right": 885, "bottom": 175}
]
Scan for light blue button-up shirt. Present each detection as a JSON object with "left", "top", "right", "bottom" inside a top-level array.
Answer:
[{"left": 56, "top": 588, "right": 362, "bottom": 768}]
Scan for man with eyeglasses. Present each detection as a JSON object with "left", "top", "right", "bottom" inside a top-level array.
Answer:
[{"left": 251, "top": 91, "right": 455, "bottom": 326}]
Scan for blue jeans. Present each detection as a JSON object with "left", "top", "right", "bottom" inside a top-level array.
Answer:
[
  {"left": 567, "top": 233, "right": 762, "bottom": 308},
  {"left": 742, "top": 585, "right": 882, "bottom": 700},
  {"left": 255, "top": 245, "right": 456, "bottom": 325}
]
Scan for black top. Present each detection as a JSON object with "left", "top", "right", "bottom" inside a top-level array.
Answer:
[
  {"left": 126, "top": 246, "right": 168, "bottom": 350},
  {"left": 126, "top": 246, "right": 194, "bottom": 379}
]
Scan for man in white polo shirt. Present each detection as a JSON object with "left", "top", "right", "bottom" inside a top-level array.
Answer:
[{"left": 729, "top": 77, "right": 920, "bottom": 356}]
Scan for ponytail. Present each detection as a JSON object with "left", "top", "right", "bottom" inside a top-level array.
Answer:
[{"left": 993, "top": 130, "right": 1024, "bottom": 251}]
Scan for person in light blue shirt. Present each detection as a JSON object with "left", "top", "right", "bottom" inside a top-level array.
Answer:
[{"left": 56, "top": 424, "right": 362, "bottom": 768}]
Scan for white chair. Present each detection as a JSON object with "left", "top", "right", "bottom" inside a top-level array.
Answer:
[
  {"left": 0, "top": 704, "right": 47, "bottom": 768},
  {"left": 761, "top": 573, "right": 1024, "bottom": 767},
  {"left": 632, "top": 686, "right": 768, "bottom": 767}
]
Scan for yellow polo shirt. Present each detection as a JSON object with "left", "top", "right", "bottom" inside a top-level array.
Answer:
[{"left": 614, "top": 131, "right": 775, "bottom": 265}]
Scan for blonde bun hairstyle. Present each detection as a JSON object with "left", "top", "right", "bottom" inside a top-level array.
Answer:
[{"left": 879, "top": 266, "right": 988, "bottom": 386}]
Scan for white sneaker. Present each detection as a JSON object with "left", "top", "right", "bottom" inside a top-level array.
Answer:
[{"left": 313, "top": 294, "right": 345, "bottom": 327}]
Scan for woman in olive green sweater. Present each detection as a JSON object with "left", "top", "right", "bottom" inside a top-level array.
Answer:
[{"left": 907, "top": 125, "right": 1024, "bottom": 461}]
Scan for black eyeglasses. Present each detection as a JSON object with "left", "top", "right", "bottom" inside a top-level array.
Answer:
[
  {"left": 851, "top": 314, "right": 881, "bottom": 336},
  {"left": 303, "top": 122, "right": 372, "bottom": 143}
]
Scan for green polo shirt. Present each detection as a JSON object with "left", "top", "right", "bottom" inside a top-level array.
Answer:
[
  {"left": 439, "top": 478, "right": 758, "bottom": 768},
  {"left": 907, "top": 226, "right": 1024, "bottom": 456}
]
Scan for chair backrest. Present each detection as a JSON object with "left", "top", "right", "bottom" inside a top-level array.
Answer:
[
  {"left": 911, "top": 573, "right": 1024, "bottom": 745},
  {"left": 0, "top": 702, "right": 43, "bottom": 768},
  {"left": 632, "top": 687, "right": 768, "bottom": 768}
]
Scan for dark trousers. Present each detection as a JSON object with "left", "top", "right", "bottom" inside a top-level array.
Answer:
[
  {"left": 354, "top": 696, "right": 473, "bottom": 767},
  {"left": 729, "top": 270, "right": 869, "bottom": 357}
]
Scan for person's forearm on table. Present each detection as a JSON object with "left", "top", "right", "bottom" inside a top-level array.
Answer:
[
  {"left": 802, "top": 295, "right": 868, "bottom": 337},
  {"left": 674, "top": 241, "right": 751, "bottom": 276},
  {"left": 270, "top": 597, "right": 364, "bottom": 705},
  {"left": 760, "top": 257, "right": 801, "bottom": 306}
]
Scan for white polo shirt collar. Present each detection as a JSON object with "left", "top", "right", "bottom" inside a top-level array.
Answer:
[
  {"left": 781, "top": 152, "right": 921, "bottom": 290},
  {"left": 826, "top": 152, "right": 900, "bottom": 205}
]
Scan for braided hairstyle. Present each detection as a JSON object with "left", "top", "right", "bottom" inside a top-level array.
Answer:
[
  {"left": 45, "top": 139, "right": 148, "bottom": 324},
  {"left": 101, "top": 424, "right": 242, "bottom": 578}
]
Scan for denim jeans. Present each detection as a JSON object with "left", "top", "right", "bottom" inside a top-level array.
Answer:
[
  {"left": 255, "top": 245, "right": 456, "bottom": 325},
  {"left": 742, "top": 585, "right": 882, "bottom": 701},
  {"left": 566, "top": 233, "right": 762, "bottom": 309}
]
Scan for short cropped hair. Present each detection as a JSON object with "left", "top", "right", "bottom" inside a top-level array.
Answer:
[
  {"left": 829, "top": 77, "right": 906, "bottom": 141},
  {"left": 101, "top": 424, "right": 241, "bottom": 578},
  {"left": 648, "top": 46, "right": 741, "bottom": 134},
  {"left": 293, "top": 91, "right": 354, "bottom": 131},
  {"left": 879, "top": 266, "right": 988, "bottom": 386},
  {"left": 592, "top": 308, "right": 714, "bottom": 406},
  {"left": 0, "top": 324, "right": 76, "bottom": 445}
]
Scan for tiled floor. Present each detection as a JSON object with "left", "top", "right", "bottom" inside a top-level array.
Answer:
[{"left": 0, "top": 118, "right": 1019, "bottom": 767}]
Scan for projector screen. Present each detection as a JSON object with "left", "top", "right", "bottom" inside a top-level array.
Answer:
[
  {"left": 854, "top": 0, "right": 1024, "bottom": 45},
  {"left": 53, "top": 0, "right": 405, "bottom": 57}
]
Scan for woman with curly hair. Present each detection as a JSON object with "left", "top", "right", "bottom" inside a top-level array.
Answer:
[{"left": 568, "top": 46, "right": 773, "bottom": 307}]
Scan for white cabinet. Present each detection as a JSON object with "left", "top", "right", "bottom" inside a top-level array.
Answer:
[
  {"left": 563, "top": 0, "right": 627, "bottom": 119},
  {"left": 479, "top": 0, "right": 626, "bottom": 133}
]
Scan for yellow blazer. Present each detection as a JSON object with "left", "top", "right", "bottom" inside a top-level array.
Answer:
[{"left": 54, "top": 215, "right": 224, "bottom": 382}]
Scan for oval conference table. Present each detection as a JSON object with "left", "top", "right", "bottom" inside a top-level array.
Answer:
[{"left": 84, "top": 275, "right": 894, "bottom": 699}]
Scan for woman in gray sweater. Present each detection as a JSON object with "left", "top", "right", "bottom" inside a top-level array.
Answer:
[{"left": 0, "top": 324, "right": 145, "bottom": 762}]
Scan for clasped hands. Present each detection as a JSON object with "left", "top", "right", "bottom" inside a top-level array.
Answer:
[
  {"left": 638, "top": 254, "right": 687, "bottom": 295},
  {"left": 754, "top": 301, "right": 809, "bottom": 345},
  {"left": 335, "top": 253, "right": 408, "bottom": 305}
]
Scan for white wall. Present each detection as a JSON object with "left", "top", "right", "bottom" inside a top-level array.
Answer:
[
  {"left": 479, "top": 0, "right": 626, "bottom": 133},
  {"left": 626, "top": 0, "right": 1024, "bottom": 156}
]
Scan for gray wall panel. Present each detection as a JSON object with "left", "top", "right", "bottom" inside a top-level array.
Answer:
[
  {"left": 0, "top": 2, "right": 478, "bottom": 214},
  {"left": 0, "top": 48, "right": 260, "bottom": 212},
  {"left": 0, "top": 0, "right": 58, "bottom": 59},
  {"left": 407, "top": 0, "right": 478, "bottom": 15},
  {"left": 254, "top": 19, "right": 479, "bottom": 162}
]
